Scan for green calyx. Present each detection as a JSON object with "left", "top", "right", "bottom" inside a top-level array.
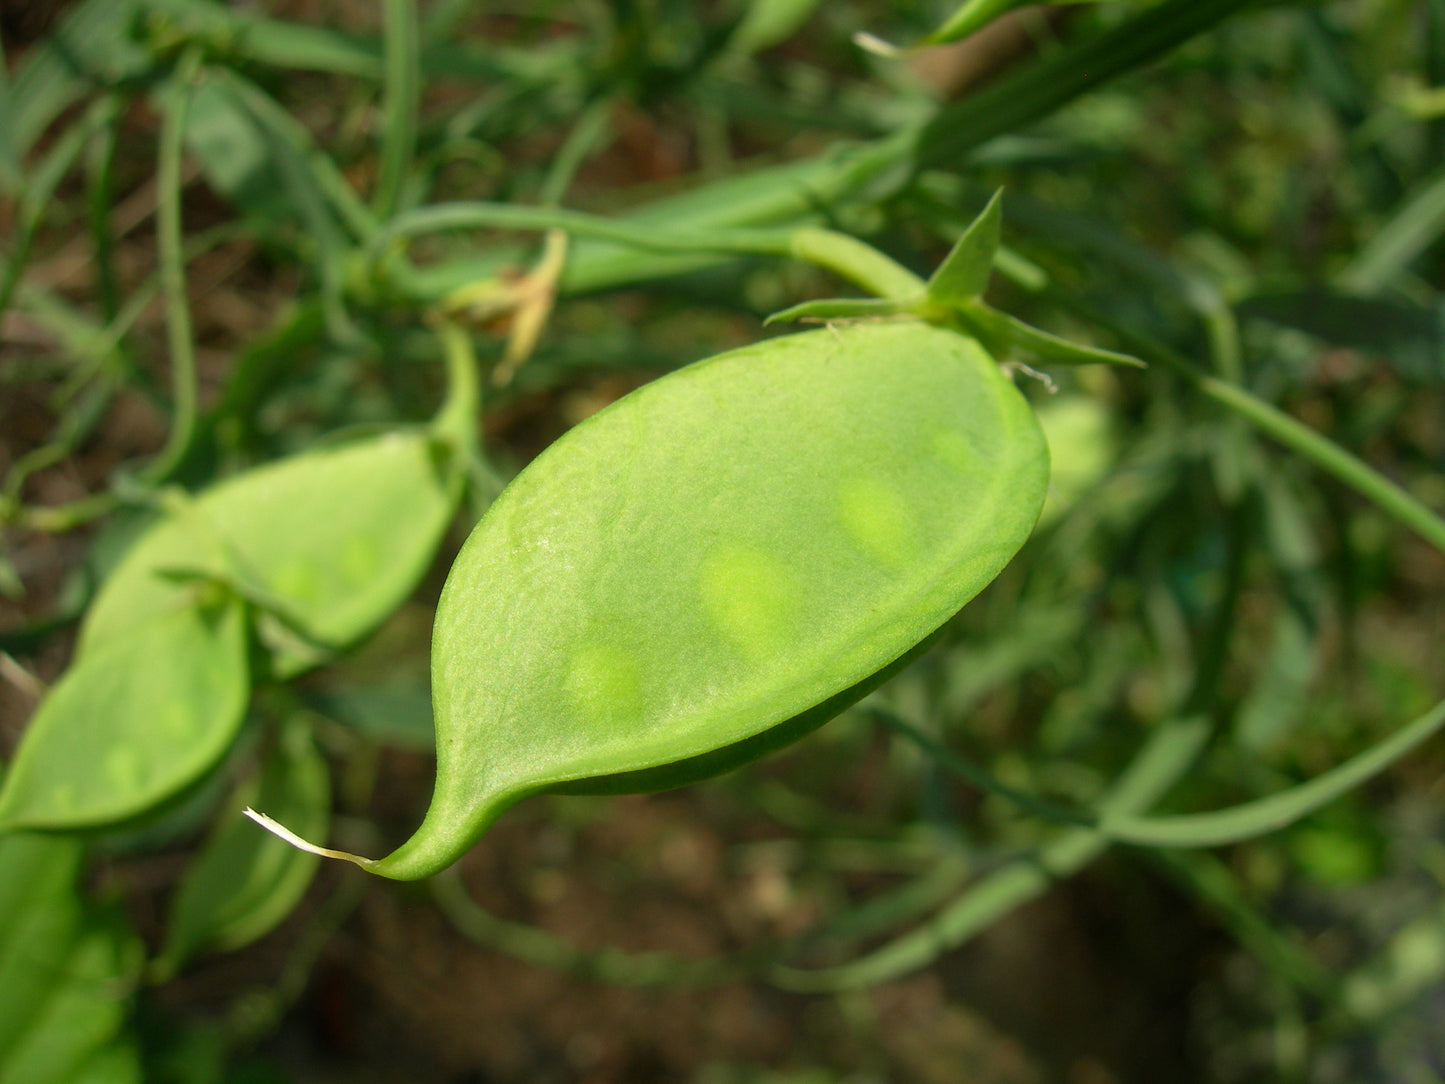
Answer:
[{"left": 769, "top": 190, "right": 1143, "bottom": 371}]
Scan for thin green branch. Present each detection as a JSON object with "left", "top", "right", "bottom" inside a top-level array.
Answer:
[
  {"left": 0, "top": 95, "right": 120, "bottom": 322},
  {"left": 1159, "top": 355, "right": 1445, "bottom": 557},
  {"left": 373, "top": 202, "right": 923, "bottom": 305},
  {"left": 140, "top": 46, "right": 205, "bottom": 488},
  {"left": 1102, "top": 695, "right": 1445, "bottom": 847},
  {"left": 537, "top": 97, "right": 613, "bottom": 208},
  {"left": 431, "top": 318, "right": 482, "bottom": 463},
  {"left": 769, "top": 715, "right": 1213, "bottom": 991}
]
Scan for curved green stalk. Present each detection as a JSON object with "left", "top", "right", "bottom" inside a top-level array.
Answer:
[
  {"left": 1154, "top": 354, "right": 1445, "bottom": 556},
  {"left": 1, "top": 47, "right": 208, "bottom": 533},
  {"left": 432, "top": 318, "right": 482, "bottom": 462},
  {"left": 885, "top": 685, "right": 1445, "bottom": 851},
  {"left": 1102, "top": 696, "right": 1445, "bottom": 847},
  {"left": 2, "top": 222, "right": 250, "bottom": 532},
  {"left": 372, "top": 201, "right": 797, "bottom": 259},
  {"left": 788, "top": 229, "right": 924, "bottom": 300}
]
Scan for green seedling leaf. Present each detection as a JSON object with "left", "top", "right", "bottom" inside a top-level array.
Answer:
[
  {"left": 955, "top": 300, "right": 1144, "bottom": 368},
  {"left": 154, "top": 717, "right": 330, "bottom": 980},
  {"left": 79, "top": 428, "right": 461, "bottom": 677},
  {"left": 251, "top": 321, "right": 1049, "bottom": 879},
  {"left": 0, "top": 598, "right": 249, "bottom": 832},
  {"left": 924, "top": 189, "right": 1003, "bottom": 305},
  {"left": 0, "top": 832, "right": 143, "bottom": 1084}
]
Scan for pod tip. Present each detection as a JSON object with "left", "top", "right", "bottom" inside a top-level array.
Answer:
[
  {"left": 852, "top": 31, "right": 901, "bottom": 57},
  {"left": 243, "top": 806, "right": 372, "bottom": 867}
]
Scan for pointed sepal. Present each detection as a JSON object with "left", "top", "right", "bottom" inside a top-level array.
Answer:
[
  {"left": 955, "top": 300, "right": 1144, "bottom": 368},
  {"left": 924, "top": 189, "right": 1004, "bottom": 305},
  {"left": 765, "top": 296, "right": 917, "bottom": 326}
]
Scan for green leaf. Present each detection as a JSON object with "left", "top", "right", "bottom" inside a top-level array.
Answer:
[
  {"left": 154, "top": 716, "right": 330, "bottom": 979},
  {"left": 266, "top": 321, "right": 1047, "bottom": 879},
  {"left": 924, "top": 189, "right": 1003, "bottom": 305},
  {"left": 0, "top": 597, "right": 249, "bottom": 832},
  {"left": 79, "top": 428, "right": 461, "bottom": 677},
  {"left": 0, "top": 832, "right": 143, "bottom": 1084}
]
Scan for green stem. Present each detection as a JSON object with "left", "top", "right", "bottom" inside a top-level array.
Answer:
[
  {"left": 1101, "top": 695, "right": 1445, "bottom": 847},
  {"left": 374, "top": 202, "right": 923, "bottom": 306},
  {"left": 373, "top": 200, "right": 796, "bottom": 259},
  {"left": 85, "top": 93, "right": 123, "bottom": 323},
  {"left": 430, "top": 868, "right": 737, "bottom": 987},
  {"left": 374, "top": 0, "right": 419, "bottom": 218},
  {"left": 788, "top": 229, "right": 923, "bottom": 300},
  {"left": 537, "top": 97, "right": 613, "bottom": 207},
  {"left": 1158, "top": 355, "right": 1445, "bottom": 557}
]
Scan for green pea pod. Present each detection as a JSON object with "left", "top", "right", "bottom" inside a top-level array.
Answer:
[
  {"left": 0, "top": 597, "right": 249, "bottom": 832},
  {"left": 253, "top": 321, "right": 1049, "bottom": 879},
  {"left": 79, "top": 428, "right": 461, "bottom": 677},
  {"left": 154, "top": 715, "right": 330, "bottom": 980},
  {"left": 0, "top": 832, "right": 143, "bottom": 1084}
]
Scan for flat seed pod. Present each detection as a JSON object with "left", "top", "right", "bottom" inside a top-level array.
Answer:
[
  {"left": 0, "top": 598, "right": 249, "bottom": 831},
  {"left": 257, "top": 322, "right": 1048, "bottom": 879},
  {"left": 79, "top": 429, "right": 460, "bottom": 677}
]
